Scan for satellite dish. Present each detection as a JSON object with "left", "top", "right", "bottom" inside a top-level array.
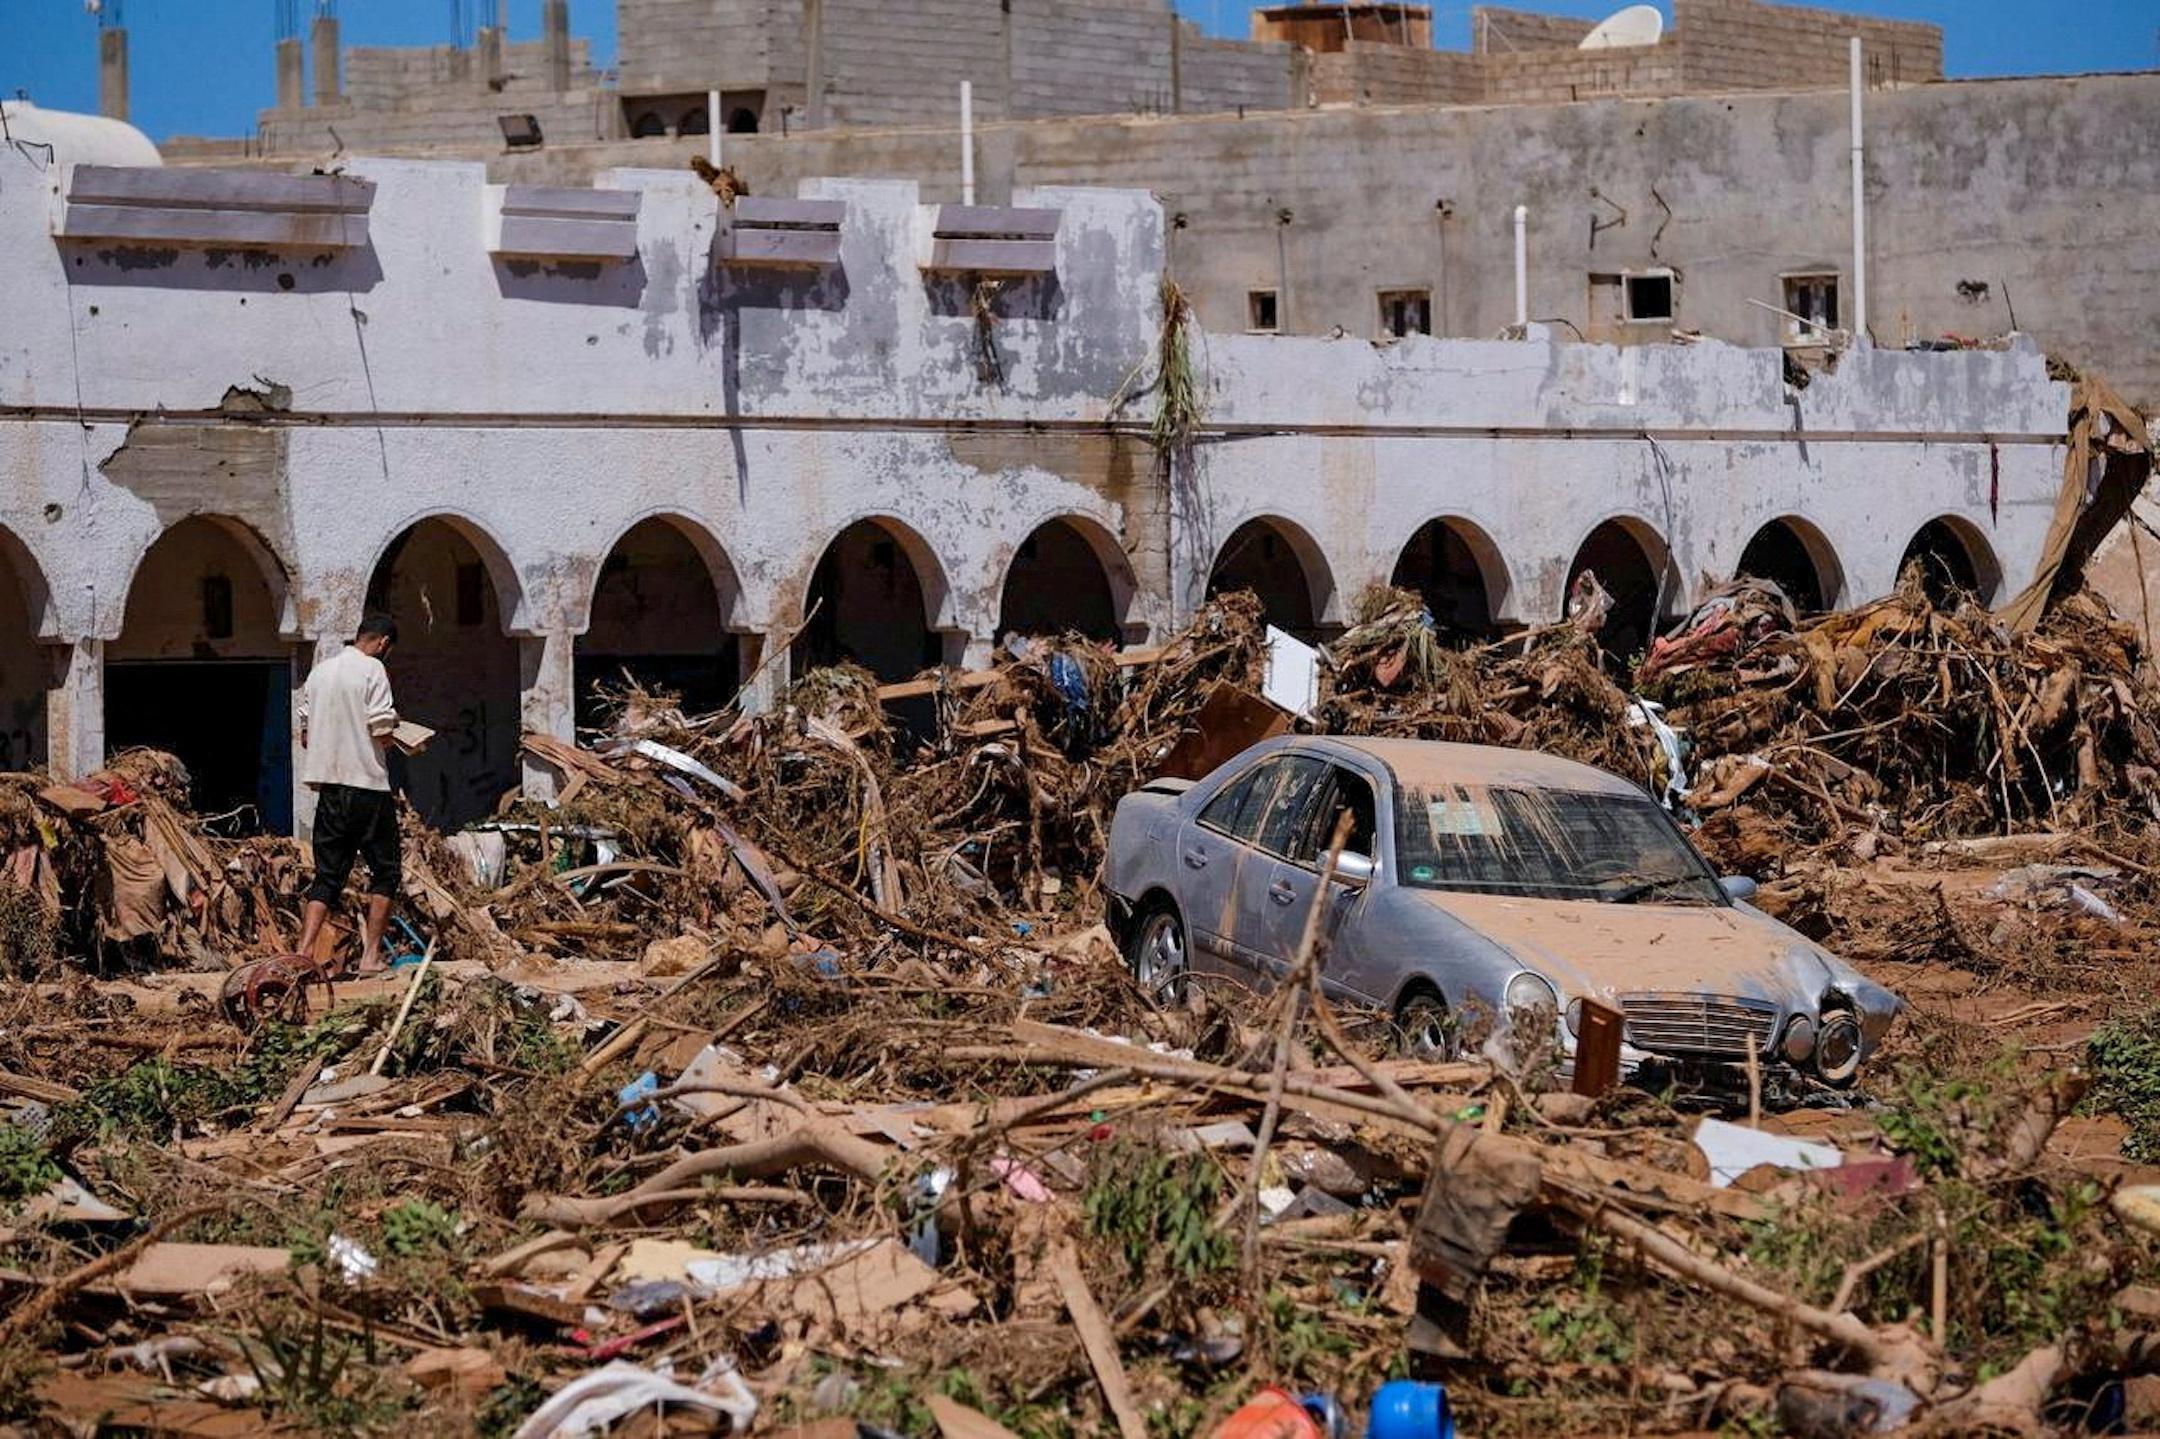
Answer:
[{"left": 1579, "top": 4, "right": 1663, "bottom": 49}]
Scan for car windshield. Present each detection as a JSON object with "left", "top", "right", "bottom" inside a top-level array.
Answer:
[{"left": 1392, "top": 781, "right": 1725, "bottom": 905}]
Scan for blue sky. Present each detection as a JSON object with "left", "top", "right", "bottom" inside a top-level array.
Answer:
[{"left": 7, "top": 0, "right": 2156, "bottom": 142}]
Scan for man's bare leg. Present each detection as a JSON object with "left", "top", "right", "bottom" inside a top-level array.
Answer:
[
  {"left": 355, "top": 893, "right": 394, "bottom": 975},
  {"left": 296, "top": 899, "right": 331, "bottom": 960}
]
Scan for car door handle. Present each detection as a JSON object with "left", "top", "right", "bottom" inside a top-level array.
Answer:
[
  {"left": 1268, "top": 878, "right": 1297, "bottom": 905},
  {"left": 1182, "top": 849, "right": 1208, "bottom": 870}
]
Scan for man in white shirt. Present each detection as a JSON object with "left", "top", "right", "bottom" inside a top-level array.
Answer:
[{"left": 295, "top": 612, "right": 402, "bottom": 974}]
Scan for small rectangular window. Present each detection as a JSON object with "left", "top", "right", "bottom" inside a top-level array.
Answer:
[
  {"left": 1248, "top": 289, "right": 1279, "bottom": 333},
  {"left": 1624, "top": 271, "right": 1674, "bottom": 323},
  {"left": 1378, "top": 289, "right": 1431, "bottom": 338},
  {"left": 455, "top": 562, "right": 486, "bottom": 627},
  {"left": 1781, "top": 273, "right": 1840, "bottom": 345},
  {"left": 201, "top": 574, "right": 234, "bottom": 640}
]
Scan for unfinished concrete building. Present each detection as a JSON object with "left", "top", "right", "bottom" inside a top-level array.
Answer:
[
  {"left": 0, "top": 105, "right": 2076, "bottom": 836},
  {"left": 201, "top": 0, "right": 1940, "bottom": 159}
]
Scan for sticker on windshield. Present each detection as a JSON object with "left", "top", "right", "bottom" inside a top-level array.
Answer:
[
  {"left": 1409, "top": 864, "right": 1437, "bottom": 882},
  {"left": 1426, "top": 793, "right": 1495, "bottom": 837}
]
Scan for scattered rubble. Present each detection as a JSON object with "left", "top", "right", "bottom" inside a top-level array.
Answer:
[{"left": 7, "top": 558, "right": 2160, "bottom": 1436}]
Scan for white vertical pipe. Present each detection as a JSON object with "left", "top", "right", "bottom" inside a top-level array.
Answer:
[
  {"left": 961, "top": 79, "right": 976, "bottom": 206},
  {"left": 1849, "top": 36, "right": 1867, "bottom": 340},
  {"left": 1512, "top": 204, "right": 1528, "bottom": 327},
  {"left": 707, "top": 89, "right": 722, "bottom": 168}
]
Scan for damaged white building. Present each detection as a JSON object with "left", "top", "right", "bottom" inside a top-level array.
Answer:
[{"left": 0, "top": 107, "right": 2069, "bottom": 834}]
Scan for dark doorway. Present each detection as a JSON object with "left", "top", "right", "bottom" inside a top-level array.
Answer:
[
  {"left": 107, "top": 660, "right": 292, "bottom": 831},
  {"left": 0, "top": 535, "right": 45, "bottom": 771},
  {"left": 110, "top": 517, "right": 292, "bottom": 833},
  {"left": 1899, "top": 519, "right": 1983, "bottom": 606},
  {"left": 367, "top": 519, "right": 521, "bottom": 830},
  {"left": 1736, "top": 519, "right": 1830, "bottom": 614},
  {"left": 576, "top": 518, "right": 739, "bottom": 729},
  {"left": 794, "top": 520, "right": 941, "bottom": 683},
  {"left": 1566, "top": 519, "right": 1667, "bottom": 665},
  {"left": 1209, "top": 519, "right": 1321, "bottom": 638},
  {"left": 1391, "top": 519, "right": 1498, "bottom": 640},
  {"left": 999, "top": 519, "right": 1121, "bottom": 643}
]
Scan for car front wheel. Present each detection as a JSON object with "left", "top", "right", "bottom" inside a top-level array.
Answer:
[
  {"left": 1127, "top": 901, "right": 1189, "bottom": 1006},
  {"left": 1395, "top": 988, "right": 1462, "bottom": 1061}
]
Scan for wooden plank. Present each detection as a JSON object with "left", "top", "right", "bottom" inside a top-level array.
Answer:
[
  {"left": 1572, "top": 1000, "right": 1624, "bottom": 1097},
  {"left": 1051, "top": 1238, "right": 1147, "bottom": 1439},
  {"left": 0, "top": 1068, "right": 80, "bottom": 1105},
  {"left": 874, "top": 645, "right": 1167, "bottom": 703}
]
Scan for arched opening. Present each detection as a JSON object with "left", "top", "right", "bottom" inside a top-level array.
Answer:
[
  {"left": 727, "top": 107, "right": 759, "bottom": 134},
  {"left": 1207, "top": 517, "right": 1330, "bottom": 640},
  {"left": 1736, "top": 517, "right": 1842, "bottom": 614},
  {"left": 629, "top": 110, "right": 666, "bottom": 138},
  {"left": 0, "top": 531, "right": 48, "bottom": 772},
  {"left": 366, "top": 518, "right": 521, "bottom": 831},
  {"left": 576, "top": 518, "right": 739, "bottom": 729},
  {"left": 1565, "top": 518, "right": 1674, "bottom": 666},
  {"left": 793, "top": 519, "right": 945, "bottom": 684},
  {"left": 679, "top": 106, "right": 710, "bottom": 136},
  {"left": 1390, "top": 517, "right": 1505, "bottom": 641},
  {"left": 1899, "top": 517, "right": 2001, "bottom": 607},
  {"left": 108, "top": 517, "right": 294, "bottom": 832},
  {"left": 999, "top": 518, "right": 1124, "bottom": 644}
]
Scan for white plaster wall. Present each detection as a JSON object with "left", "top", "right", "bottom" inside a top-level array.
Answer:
[{"left": 0, "top": 143, "right": 2075, "bottom": 798}]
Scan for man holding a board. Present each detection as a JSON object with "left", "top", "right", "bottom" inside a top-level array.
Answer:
[{"left": 295, "top": 612, "right": 428, "bottom": 975}]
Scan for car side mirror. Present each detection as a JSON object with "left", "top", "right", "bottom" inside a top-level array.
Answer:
[
  {"left": 1333, "top": 851, "right": 1377, "bottom": 887},
  {"left": 1719, "top": 875, "right": 1759, "bottom": 903}
]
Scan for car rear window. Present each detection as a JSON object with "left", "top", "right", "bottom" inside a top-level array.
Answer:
[{"left": 1393, "top": 782, "right": 1724, "bottom": 904}]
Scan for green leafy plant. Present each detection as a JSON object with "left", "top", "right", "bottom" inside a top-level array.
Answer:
[
  {"left": 238, "top": 1302, "right": 411, "bottom": 1434},
  {"left": 54, "top": 1013, "right": 362, "bottom": 1144},
  {"left": 1259, "top": 1287, "right": 1359, "bottom": 1380},
  {"left": 1082, "top": 1141, "right": 1233, "bottom": 1282},
  {"left": 0, "top": 1125, "right": 61, "bottom": 1210},
  {"left": 476, "top": 1374, "right": 549, "bottom": 1439},
  {"left": 379, "top": 1199, "right": 463, "bottom": 1261},
  {"left": 2087, "top": 1004, "right": 2160, "bottom": 1161},
  {"left": 1525, "top": 1239, "right": 1635, "bottom": 1366}
]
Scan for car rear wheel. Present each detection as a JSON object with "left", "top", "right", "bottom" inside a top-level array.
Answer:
[
  {"left": 1127, "top": 900, "right": 1189, "bottom": 1006},
  {"left": 1395, "top": 988, "right": 1462, "bottom": 1061}
]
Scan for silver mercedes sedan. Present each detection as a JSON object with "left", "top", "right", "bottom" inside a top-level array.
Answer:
[{"left": 1103, "top": 735, "right": 1899, "bottom": 1086}]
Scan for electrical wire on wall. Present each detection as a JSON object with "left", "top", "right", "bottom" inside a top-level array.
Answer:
[{"left": 1644, "top": 435, "right": 1680, "bottom": 626}]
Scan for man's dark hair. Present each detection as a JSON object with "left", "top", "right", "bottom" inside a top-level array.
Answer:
[{"left": 357, "top": 611, "right": 399, "bottom": 644}]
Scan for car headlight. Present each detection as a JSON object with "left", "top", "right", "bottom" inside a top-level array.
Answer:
[
  {"left": 1816, "top": 1010, "right": 1862, "bottom": 1085},
  {"left": 1781, "top": 1014, "right": 1817, "bottom": 1063},
  {"left": 1505, "top": 971, "right": 1559, "bottom": 1031},
  {"left": 1565, "top": 998, "right": 1584, "bottom": 1037}
]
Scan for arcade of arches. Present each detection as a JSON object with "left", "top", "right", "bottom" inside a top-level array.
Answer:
[{"left": 0, "top": 510, "right": 2017, "bottom": 835}]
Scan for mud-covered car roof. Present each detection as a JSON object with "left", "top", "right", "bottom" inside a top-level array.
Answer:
[{"left": 1297, "top": 736, "right": 1646, "bottom": 799}]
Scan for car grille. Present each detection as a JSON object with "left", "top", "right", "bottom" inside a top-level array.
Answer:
[{"left": 1619, "top": 992, "right": 1778, "bottom": 1060}]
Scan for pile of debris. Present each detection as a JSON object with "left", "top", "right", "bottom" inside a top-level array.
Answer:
[
  {"left": 13, "top": 549, "right": 2160, "bottom": 1432},
  {"left": 4, "top": 881, "right": 2156, "bottom": 1438}
]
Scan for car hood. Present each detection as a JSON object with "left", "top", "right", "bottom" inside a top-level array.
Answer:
[{"left": 1408, "top": 888, "right": 1836, "bottom": 1012}]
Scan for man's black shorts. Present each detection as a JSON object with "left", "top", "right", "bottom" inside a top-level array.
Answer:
[{"left": 306, "top": 784, "right": 401, "bottom": 905}]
